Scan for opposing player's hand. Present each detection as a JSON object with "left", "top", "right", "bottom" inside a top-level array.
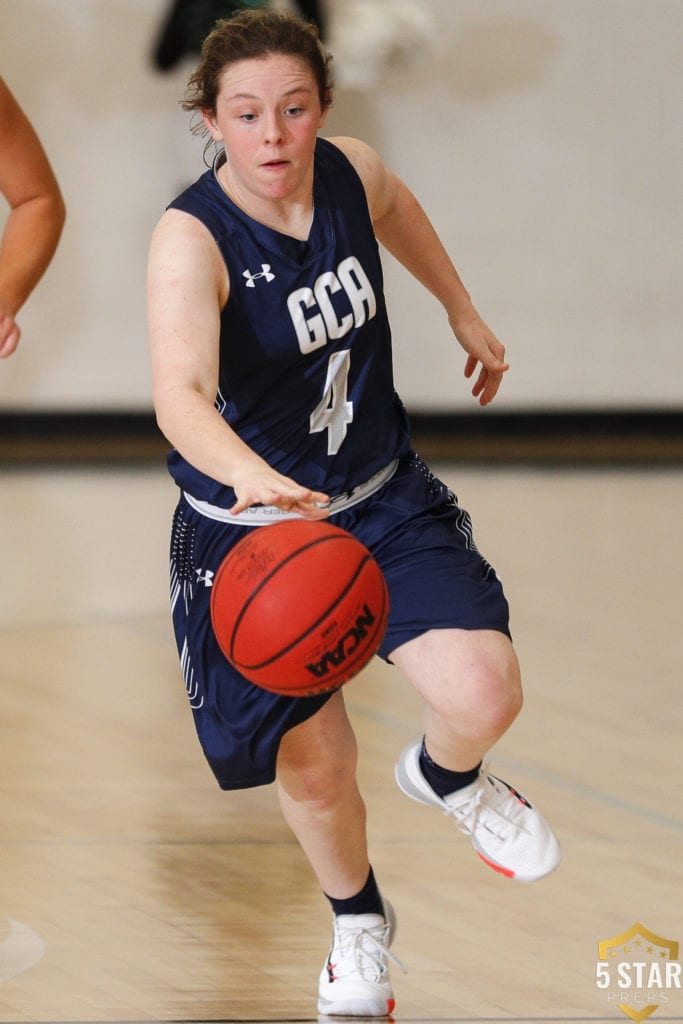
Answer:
[
  {"left": 449, "top": 311, "right": 509, "bottom": 406},
  {"left": 230, "top": 464, "right": 331, "bottom": 520},
  {"left": 0, "top": 309, "right": 20, "bottom": 358}
]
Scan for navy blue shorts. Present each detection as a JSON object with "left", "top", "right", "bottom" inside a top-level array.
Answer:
[{"left": 169, "top": 452, "right": 510, "bottom": 790}]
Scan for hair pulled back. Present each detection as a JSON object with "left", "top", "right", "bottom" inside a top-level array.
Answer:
[{"left": 182, "top": 9, "right": 334, "bottom": 120}]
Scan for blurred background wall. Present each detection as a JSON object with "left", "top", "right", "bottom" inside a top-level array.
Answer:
[{"left": 0, "top": 0, "right": 680, "bottom": 415}]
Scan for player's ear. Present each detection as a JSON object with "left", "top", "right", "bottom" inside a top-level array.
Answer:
[{"left": 202, "top": 108, "right": 222, "bottom": 142}]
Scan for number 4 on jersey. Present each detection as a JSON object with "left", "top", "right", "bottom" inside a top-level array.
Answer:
[{"left": 310, "top": 350, "right": 354, "bottom": 455}]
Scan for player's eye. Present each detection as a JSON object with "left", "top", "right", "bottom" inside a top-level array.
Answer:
[{"left": 239, "top": 112, "right": 257, "bottom": 122}]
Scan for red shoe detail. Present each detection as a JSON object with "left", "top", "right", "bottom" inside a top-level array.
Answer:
[
  {"left": 387, "top": 997, "right": 396, "bottom": 1013},
  {"left": 477, "top": 851, "right": 515, "bottom": 878},
  {"left": 504, "top": 781, "right": 532, "bottom": 808}
]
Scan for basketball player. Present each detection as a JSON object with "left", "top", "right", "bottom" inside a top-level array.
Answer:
[
  {"left": 0, "top": 77, "right": 65, "bottom": 358},
  {"left": 148, "top": 10, "right": 561, "bottom": 1017}
]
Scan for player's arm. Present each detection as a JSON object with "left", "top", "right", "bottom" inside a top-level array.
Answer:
[
  {"left": 147, "top": 210, "right": 329, "bottom": 517},
  {"left": 329, "top": 136, "right": 509, "bottom": 407},
  {"left": 0, "top": 77, "right": 66, "bottom": 358}
]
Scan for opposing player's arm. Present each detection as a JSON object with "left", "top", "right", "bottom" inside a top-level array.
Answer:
[
  {"left": 329, "top": 136, "right": 509, "bottom": 406},
  {"left": 0, "top": 77, "right": 66, "bottom": 357},
  {"left": 147, "top": 210, "right": 329, "bottom": 516}
]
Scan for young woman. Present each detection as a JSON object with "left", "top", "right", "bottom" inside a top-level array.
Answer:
[
  {"left": 0, "top": 76, "right": 65, "bottom": 358},
  {"left": 148, "top": 10, "right": 560, "bottom": 1017}
]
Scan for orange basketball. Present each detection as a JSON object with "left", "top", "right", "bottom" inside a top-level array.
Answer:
[{"left": 210, "top": 520, "right": 389, "bottom": 697}]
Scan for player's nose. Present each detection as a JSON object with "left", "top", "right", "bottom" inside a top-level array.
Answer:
[{"left": 262, "top": 111, "right": 286, "bottom": 144}]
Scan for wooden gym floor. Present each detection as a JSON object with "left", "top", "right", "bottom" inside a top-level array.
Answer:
[{"left": 0, "top": 460, "right": 682, "bottom": 1024}]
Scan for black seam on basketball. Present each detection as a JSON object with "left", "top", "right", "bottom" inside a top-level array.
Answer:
[
  {"left": 294, "top": 576, "right": 389, "bottom": 690},
  {"left": 289, "top": 577, "right": 389, "bottom": 695},
  {"left": 210, "top": 532, "right": 352, "bottom": 660},
  {"left": 225, "top": 533, "right": 362, "bottom": 662},
  {"left": 234, "top": 551, "right": 381, "bottom": 672}
]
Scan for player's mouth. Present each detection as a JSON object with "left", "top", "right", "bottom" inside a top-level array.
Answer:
[{"left": 261, "top": 159, "right": 290, "bottom": 170}]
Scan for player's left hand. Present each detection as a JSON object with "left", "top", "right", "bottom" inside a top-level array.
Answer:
[{"left": 449, "top": 311, "right": 509, "bottom": 406}]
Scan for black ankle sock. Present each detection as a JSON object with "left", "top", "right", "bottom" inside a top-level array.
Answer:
[
  {"left": 324, "top": 866, "right": 385, "bottom": 918},
  {"left": 419, "top": 738, "right": 482, "bottom": 798}
]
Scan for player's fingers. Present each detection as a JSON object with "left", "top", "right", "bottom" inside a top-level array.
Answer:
[
  {"left": 274, "top": 483, "right": 329, "bottom": 507},
  {"left": 0, "top": 320, "right": 20, "bottom": 358},
  {"left": 474, "top": 370, "right": 504, "bottom": 406},
  {"left": 229, "top": 493, "right": 254, "bottom": 515},
  {"left": 479, "top": 348, "right": 509, "bottom": 374},
  {"left": 230, "top": 483, "right": 330, "bottom": 516},
  {"left": 299, "top": 488, "right": 330, "bottom": 507},
  {"left": 292, "top": 503, "right": 330, "bottom": 521},
  {"left": 463, "top": 354, "right": 478, "bottom": 380},
  {"left": 292, "top": 491, "right": 331, "bottom": 515},
  {"left": 276, "top": 494, "right": 329, "bottom": 517}
]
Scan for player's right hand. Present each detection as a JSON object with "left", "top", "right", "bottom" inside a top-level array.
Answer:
[{"left": 230, "top": 464, "right": 330, "bottom": 520}]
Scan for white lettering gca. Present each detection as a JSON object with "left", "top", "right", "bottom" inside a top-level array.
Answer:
[{"left": 287, "top": 256, "right": 377, "bottom": 354}]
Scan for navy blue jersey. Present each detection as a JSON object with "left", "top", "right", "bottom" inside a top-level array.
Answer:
[{"left": 166, "top": 137, "right": 411, "bottom": 506}]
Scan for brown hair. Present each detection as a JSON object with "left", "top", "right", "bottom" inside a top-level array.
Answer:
[{"left": 182, "top": 9, "right": 334, "bottom": 119}]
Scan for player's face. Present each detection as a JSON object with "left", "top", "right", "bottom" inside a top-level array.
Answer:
[{"left": 202, "top": 53, "right": 327, "bottom": 206}]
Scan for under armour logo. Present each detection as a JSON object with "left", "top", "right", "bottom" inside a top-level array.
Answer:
[
  {"left": 242, "top": 264, "right": 275, "bottom": 287},
  {"left": 195, "top": 568, "right": 214, "bottom": 587}
]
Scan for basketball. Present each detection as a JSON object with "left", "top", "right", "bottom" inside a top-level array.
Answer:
[{"left": 210, "top": 520, "right": 389, "bottom": 697}]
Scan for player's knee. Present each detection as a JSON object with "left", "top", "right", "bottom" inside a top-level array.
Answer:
[
  {"left": 440, "top": 655, "right": 521, "bottom": 743},
  {"left": 293, "top": 755, "right": 356, "bottom": 805},
  {"left": 491, "top": 671, "right": 523, "bottom": 733},
  {"left": 471, "top": 660, "right": 523, "bottom": 738},
  {"left": 277, "top": 717, "right": 358, "bottom": 805}
]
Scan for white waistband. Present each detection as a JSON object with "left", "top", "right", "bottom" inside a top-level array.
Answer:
[{"left": 183, "top": 459, "right": 399, "bottom": 526}]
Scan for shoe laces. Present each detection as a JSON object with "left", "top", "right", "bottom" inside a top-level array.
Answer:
[
  {"left": 441, "top": 771, "right": 529, "bottom": 841},
  {"left": 330, "top": 917, "right": 406, "bottom": 983}
]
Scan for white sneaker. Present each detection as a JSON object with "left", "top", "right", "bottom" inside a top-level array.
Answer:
[
  {"left": 395, "top": 741, "right": 561, "bottom": 882},
  {"left": 317, "top": 898, "right": 401, "bottom": 1017}
]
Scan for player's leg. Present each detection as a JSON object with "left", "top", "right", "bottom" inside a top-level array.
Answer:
[
  {"left": 341, "top": 455, "right": 560, "bottom": 882},
  {"left": 276, "top": 692, "right": 398, "bottom": 1017},
  {"left": 276, "top": 689, "right": 369, "bottom": 898},
  {"left": 169, "top": 501, "right": 396, "bottom": 1014},
  {"left": 392, "top": 626, "right": 560, "bottom": 882},
  {"left": 392, "top": 626, "right": 522, "bottom": 771}
]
